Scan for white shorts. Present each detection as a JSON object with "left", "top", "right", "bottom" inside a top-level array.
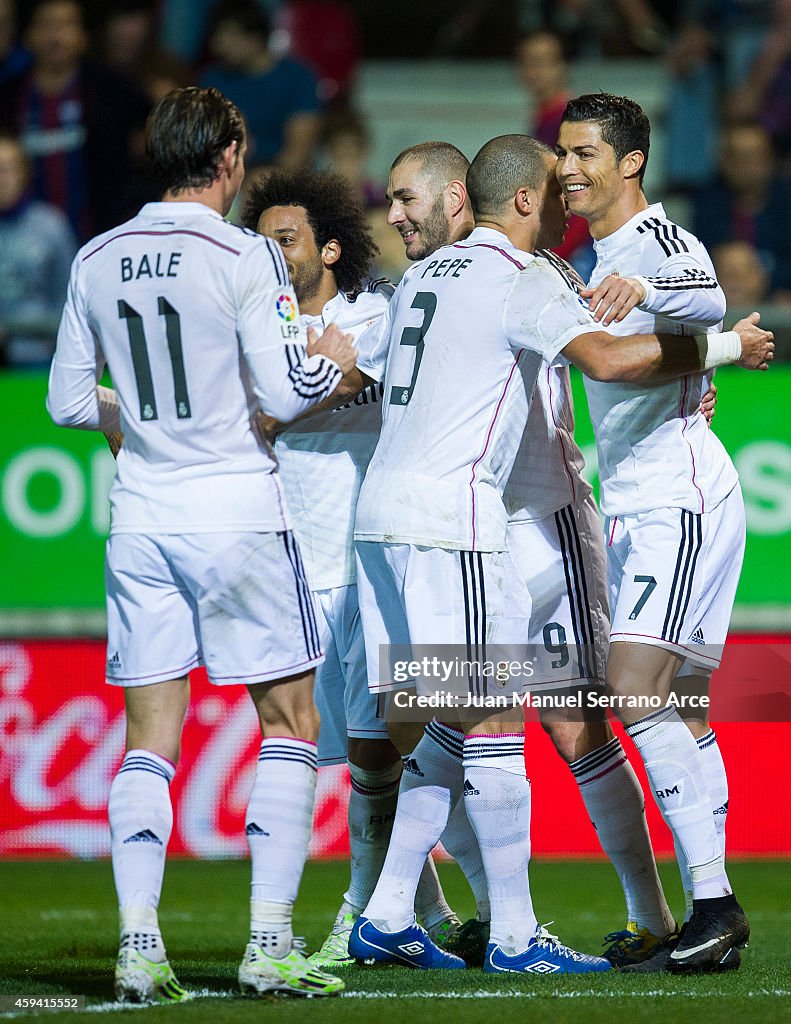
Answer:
[
  {"left": 507, "top": 493, "right": 609, "bottom": 688},
  {"left": 607, "top": 485, "right": 746, "bottom": 670},
  {"left": 355, "top": 541, "right": 532, "bottom": 697},
  {"left": 313, "top": 583, "right": 389, "bottom": 767},
  {"left": 105, "top": 530, "right": 323, "bottom": 686}
]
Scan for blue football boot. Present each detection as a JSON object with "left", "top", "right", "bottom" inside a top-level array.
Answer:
[
  {"left": 483, "top": 924, "right": 612, "bottom": 975},
  {"left": 348, "top": 916, "right": 466, "bottom": 969}
]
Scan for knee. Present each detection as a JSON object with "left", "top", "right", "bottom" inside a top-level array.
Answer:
[
  {"left": 257, "top": 695, "right": 321, "bottom": 743},
  {"left": 540, "top": 715, "right": 613, "bottom": 764},
  {"left": 348, "top": 736, "right": 401, "bottom": 771}
]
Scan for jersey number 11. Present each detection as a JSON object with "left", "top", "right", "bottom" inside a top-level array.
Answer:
[{"left": 118, "top": 298, "right": 192, "bottom": 422}]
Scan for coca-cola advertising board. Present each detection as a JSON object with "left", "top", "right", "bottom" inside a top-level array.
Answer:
[{"left": 1, "top": 639, "right": 790, "bottom": 859}]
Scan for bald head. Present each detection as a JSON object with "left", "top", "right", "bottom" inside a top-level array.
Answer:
[
  {"left": 467, "top": 134, "right": 554, "bottom": 220},
  {"left": 390, "top": 141, "right": 470, "bottom": 189}
]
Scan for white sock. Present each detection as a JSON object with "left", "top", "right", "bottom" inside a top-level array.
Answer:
[
  {"left": 626, "top": 708, "right": 731, "bottom": 902},
  {"left": 463, "top": 734, "right": 537, "bottom": 954},
  {"left": 109, "top": 749, "right": 174, "bottom": 960},
  {"left": 570, "top": 736, "right": 673, "bottom": 935},
  {"left": 698, "top": 729, "right": 728, "bottom": 853},
  {"left": 440, "top": 794, "right": 491, "bottom": 922},
  {"left": 415, "top": 855, "right": 460, "bottom": 935},
  {"left": 364, "top": 719, "right": 462, "bottom": 932},
  {"left": 246, "top": 737, "right": 317, "bottom": 957},
  {"left": 675, "top": 729, "right": 729, "bottom": 922},
  {"left": 344, "top": 759, "right": 402, "bottom": 912}
]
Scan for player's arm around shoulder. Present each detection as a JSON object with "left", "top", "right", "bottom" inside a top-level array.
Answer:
[
  {"left": 506, "top": 258, "right": 773, "bottom": 381},
  {"left": 563, "top": 312, "right": 774, "bottom": 383}
]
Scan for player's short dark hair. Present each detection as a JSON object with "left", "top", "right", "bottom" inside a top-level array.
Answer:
[
  {"left": 145, "top": 86, "right": 245, "bottom": 195},
  {"left": 242, "top": 168, "right": 379, "bottom": 295},
  {"left": 390, "top": 142, "right": 469, "bottom": 188},
  {"left": 466, "top": 134, "right": 554, "bottom": 219},
  {"left": 561, "top": 93, "right": 650, "bottom": 182}
]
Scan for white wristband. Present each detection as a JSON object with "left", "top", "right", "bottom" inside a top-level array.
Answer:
[{"left": 695, "top": 331, "right": 741, "bottom": 371}]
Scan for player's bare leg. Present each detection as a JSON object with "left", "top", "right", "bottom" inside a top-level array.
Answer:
[
  {"left": 238, "top": 670, "right": 343, "bottom": 996},
  {"left": 608, "top": 643, "right": 747, "bottom": 973},
  {"left": 539, "top": 705, "right": 675, "bottom": 965},
  {"left": 110, "top": 677, "right": 191, "bottom": 1004}
]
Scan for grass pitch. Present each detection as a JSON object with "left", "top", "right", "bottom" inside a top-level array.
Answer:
[{"left": 0, "top": 859, "right": 788, "bottom": 1023}]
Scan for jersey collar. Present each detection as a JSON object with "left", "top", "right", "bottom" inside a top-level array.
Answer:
[
  {"left": 302, "top": 288, "right": 387, "bottom": 331},
  {"left": 458, "top": 225, "right": 535, "bottom": 262},
  {"left": 138, "top": 202, "right": 226, "bottom": 221},
  {"left": 593, "top": 202, "right": 666, "bottom": 256}
]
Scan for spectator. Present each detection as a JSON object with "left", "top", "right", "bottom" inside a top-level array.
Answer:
[
  {"left": 321, "top": 107, "right": 381, "bottom": 208},
  {"left": 0, "top": 0, "right": 31, "bottom": 86},
  {"left": 275, "top": 0, "right": 361, "bottom": 102},
  {"left": 200, "top": 0, "right": 322, "bottom": 170},
  {"left": 0, "top": 0, "right": 151, "bottom": 239},
  {"left": 515, "top": 30, "right": 593, "bottom": 277},
  {"left": 101, "top": 0, "right": 193, "bottom": 104},
  {"left": 713, "top": 241, "right": 771, "bottom": 308},
  {"left": 664, "top": 0, "right": 772, "bottom": 191},
  {"left": 320, "top": 106, "right": 406, "bottom": 281},
  {"left": 692, "top": 122, "right": 791, "bottom": 296},
  {"left": 516, "top": 30, "right": 570, "bottom": 148},
  {"left": 516, "top": 0, "right": 668, "bottom": 58},
  {"left": 727, "top": 0, "right": 791, "bottom": 163},
  {"left": 0, "top": 134, "right": 77, "bottom": 367}
]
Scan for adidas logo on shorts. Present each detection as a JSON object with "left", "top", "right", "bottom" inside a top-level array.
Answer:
[
  {"left": 123, "top": 829, "right": 162, "bottom": 845},
  {"left": 688, "top": 628, "right": 705, "bottom": 645},
  {"left": 107, "top": 651, "right": 121, "bottom": 668}
]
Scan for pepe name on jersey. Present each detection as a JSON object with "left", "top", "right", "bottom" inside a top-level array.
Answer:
[{"left": 417, "top": 256, "right": 473, "bottom": 280}]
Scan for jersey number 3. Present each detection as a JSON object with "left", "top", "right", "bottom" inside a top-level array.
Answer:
[
  {"left": 389, "top": 292, "right": 437, "bottom": 407},
  {"left": 118, "top": 298, "right": 191, "bottom": 422}
]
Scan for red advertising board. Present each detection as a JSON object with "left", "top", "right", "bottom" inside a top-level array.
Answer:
[{"left": 1, "top": 639, "right": 790, "bottom": 858}]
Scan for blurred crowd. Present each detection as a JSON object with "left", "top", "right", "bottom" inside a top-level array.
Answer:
[{"left": 1, "top": 0, "right": 790, "bottom": 367}]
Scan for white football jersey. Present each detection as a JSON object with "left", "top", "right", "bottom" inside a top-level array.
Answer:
[
  {"left": 504, "top": 250, "right": 591, "bottom": 522},
  {"left": 355, "top": 227, "right": 600, "bottom": 551},
  {"left": 585, "top": 203, "right": 738, "bottom": 516},
  {"left": 47, "top": 201, "right": 343, "bottom": 533},
  {"left": 275, "top": 285, "right": 390, "bottom": 590}
]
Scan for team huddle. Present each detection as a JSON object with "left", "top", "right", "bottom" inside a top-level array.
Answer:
[{"left": 46, "top": 86, "right": 774, "bottom": 1001}]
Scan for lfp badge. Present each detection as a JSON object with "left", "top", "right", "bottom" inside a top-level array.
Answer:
[
  {"left": 276, "top": 293, "right": 300, "bottom": 337},
  {"left": 276, "top": 294, "right": 297, "bottom": 321}
]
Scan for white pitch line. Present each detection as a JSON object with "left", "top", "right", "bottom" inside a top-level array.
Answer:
[
  {"left": 343, "top": 989, "right": 791, "bottom": 999},
  {"left": 1, "top": 987, "right": 788, "bottom": 1016},
  {"left": 338, "top": 989, "right": 791, "bottom": 1000}
]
